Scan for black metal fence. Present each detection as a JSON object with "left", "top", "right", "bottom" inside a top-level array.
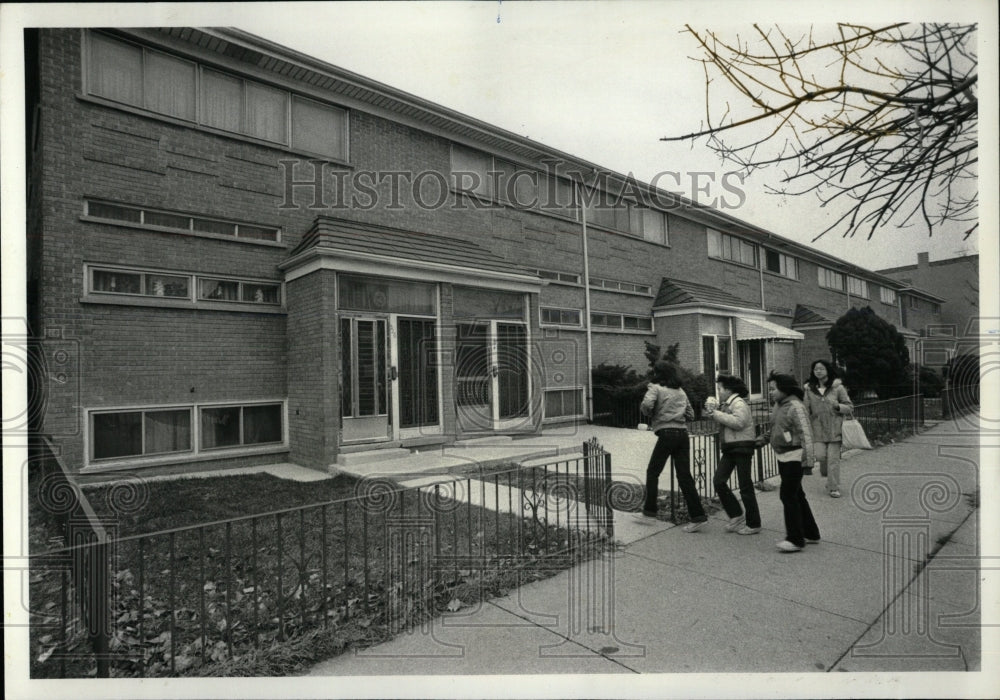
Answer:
[{"left": 30, "top": 443, "right": 614, "bottom": 679}]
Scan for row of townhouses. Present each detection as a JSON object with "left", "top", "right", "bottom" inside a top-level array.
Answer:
[{"left": 25, "top": 28, "right": 978, "bottom": 479}]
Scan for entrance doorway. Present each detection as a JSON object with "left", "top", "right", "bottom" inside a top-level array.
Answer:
[
  {"left": 455, "top": 321, "right": 531, "bottom": 433},
  {"left": 340, "top": 314, "right": 440, "bottom": 443}
]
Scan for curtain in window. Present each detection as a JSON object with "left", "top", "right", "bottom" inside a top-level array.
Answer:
[
  {"left": 145, "top": 409, "right": 191, "bottom": 454},
  {"left": 89, "top": 34, "right": 142, "bottom": 106},
  {"left": 246, "top": 83, "right": 288, "bottom": 143},
  {"left": 93, "top": 412, "right": 142, "bottom": 459},
  {"left": 199, "top": 279, "right": 239, "bottom": 301},
  {"left": 243, "top": 405, "right": 282, "bottom": 445},
  {"left": 291, "top": 96, "right": 346, "bottom": 160},
  {"left": 145, "top": 51, "right": 196, "bottom": 120},
  {"left": 201, "top": 69, "right": 243, "bottom": 133},
  {"left": 201, "top": 407, "right": 240, "bottom": 449}
]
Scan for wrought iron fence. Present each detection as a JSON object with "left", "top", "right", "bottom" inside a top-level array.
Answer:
[{"left": 30, "top": 444, "right": 613, "bottom": 678}]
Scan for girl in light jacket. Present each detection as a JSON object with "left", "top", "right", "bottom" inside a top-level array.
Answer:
[
  {"left": 803, "top": 360, "right": 853, "bottom": 498},
  {"left": 706, "top": 374, "right": 761, "bottom": 534},
  {"left": 640, "top": 361, "right": 705, "bottom": 531}
]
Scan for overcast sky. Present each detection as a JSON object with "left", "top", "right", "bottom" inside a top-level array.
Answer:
[{"left": 2, "top": 0, "right": 996, "bottom": 273}]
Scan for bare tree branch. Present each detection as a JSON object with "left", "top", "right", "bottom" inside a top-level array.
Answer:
[{"left": 663, "top": 23, "right": 978, "bottom": 239}]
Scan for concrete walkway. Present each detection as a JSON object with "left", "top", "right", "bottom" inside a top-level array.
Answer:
[{"left": 306, "top": 415, "right": 993, "bottom": 687}]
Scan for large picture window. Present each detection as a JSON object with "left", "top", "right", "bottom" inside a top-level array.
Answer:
[
  {"left": 86, "top": 32, "right": 348, "bottom": 161},
  {"left": 89, "top": 402, "right": 285, "bottom": 465},
  {"left": 91, "top": 408, "right": 192, "bottom": 460}
]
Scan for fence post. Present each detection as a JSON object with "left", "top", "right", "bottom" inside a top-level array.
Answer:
[
  {"left": 603, "top": 449, "right": 614, "bottom": 538},
  {"left": 90, "top": 539, "right": 110, "bottom": 678}
]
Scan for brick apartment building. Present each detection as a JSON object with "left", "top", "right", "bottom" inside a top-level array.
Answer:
[
  {"left": 27, "top": 27, "right": 951, "bottom": 478},
  {"left": 878, "top": 252, "right": 980, "bottom": 368}
]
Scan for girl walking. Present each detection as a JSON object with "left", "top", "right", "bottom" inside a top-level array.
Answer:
[
  {"left": 640, "top": 361, "right": 706, "bottom": 531},
  {"left": 766, "top": 372, "right": 820, "bottom": 552},
  {"left": 706, "top": 374, "right": 761, "bottom": 535},
  {"left": 803, "top": 360, "right": 853, "bottom": 498}
]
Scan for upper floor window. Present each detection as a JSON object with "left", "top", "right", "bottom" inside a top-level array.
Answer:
[
  {"left": 764, "top": 250, "right": 798, "bottom": 279},
  {"left": 818, "top": 267, "right": 846, "bottom": 291},
  {"left": 635, "top": 207, "right": 669, "bottom": 245},
  {"left": 589, "top": 277, "right": 652, "bottom": 295},
  {"left": 86, "top": 32, "right": 348, "bottom": 161},
  {"left": 847, "top": 276, "right": 870, "bottom": 299},
  {"left": 85, "top": 200, "right": 281, "bottom": 243},
  {"left": 707, "top": 229, "right": 757, "bottom": 267},
  {"left": 880, "top": 287, "right": 897, "bottom": 306},
  {"left": 534, "top": 269, "right": 581, "bottom": 284}
]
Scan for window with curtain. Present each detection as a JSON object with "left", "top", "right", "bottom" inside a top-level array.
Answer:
[
  {"left": 88, "top": 33, "right": 142, "bottom": 106},
  {"left": 88, "top": 32, "right": 349, "bottom": 161},
  {"left": 92, "top": 409, "right": 191, "bottom": 460},
  {"left": 291, "top": 96, "right": 347, "bottom": 160},
  {"left": 144, "top": 50, "right": 196, "bottom": 120}
]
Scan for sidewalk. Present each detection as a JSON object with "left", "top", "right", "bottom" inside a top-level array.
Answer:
[{"left": 307, "top": 417, "right": 986, "bottom": 678}]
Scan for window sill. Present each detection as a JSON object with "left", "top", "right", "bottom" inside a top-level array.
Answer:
[
  {"left": 708, "top": 255, "right": 758, "bottom": 271},
  {"left": 81, "top": 294, "right": 287, "bottom": 314},
  {"left": 591, "top": 328, "right": 655, "bottom": 335},
  {"left": 539, "top": 323, "right": 584, "bottom": 331},
  {"left": 82, "top": 444, "right": 290, "bottom": 473},
  {"left": 762, "top": 270, "right": 801, "bottom": 283}
]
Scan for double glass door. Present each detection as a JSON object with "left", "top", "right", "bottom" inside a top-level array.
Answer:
[
  {"left": 455, "top": 321, "right": 530, "bottom": 433},
  {"left": 340, "top": 315, "right": 439, "bottom": 443}
]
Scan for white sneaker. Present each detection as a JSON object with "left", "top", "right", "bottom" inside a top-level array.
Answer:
[
  {"left": 724, "top": 515, "right": 746, "bottom": 533},
  {"left": 805, "top": 537, "right": 820, "bottom": 545},
  {"left": 776, "top": 540, "right": 803, "bottom": 552},
  {"left": 682, "top": 521, "right": 706, "bottom": 533},
  {"left": 737, "top": 525, "right": 761, "bottom": 535}
]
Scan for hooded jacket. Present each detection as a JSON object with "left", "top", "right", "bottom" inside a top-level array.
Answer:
[{"left": 803, "top": 378, "right": 853, "bottom": 442}]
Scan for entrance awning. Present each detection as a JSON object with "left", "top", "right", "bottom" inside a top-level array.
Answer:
[{"left": 734, "top": 317, "right": 804, "bottom": 341}]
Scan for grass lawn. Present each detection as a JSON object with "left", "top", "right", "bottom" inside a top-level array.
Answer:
[{"left": 29, "top": 467, "right": 606, "bottom": 678}]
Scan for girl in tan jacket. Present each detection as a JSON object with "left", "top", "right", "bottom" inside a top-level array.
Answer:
[{"left": 803, "top": 360, "right": 853, "bottom": 498}]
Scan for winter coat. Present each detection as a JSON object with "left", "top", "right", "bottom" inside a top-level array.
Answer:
[
  {"left": 769, "top": 395, "right": 813, "bottom": 464},
  {"left": 640, "top": 384, "right": 695, "bottom": 433},
  {"left": 803, "top": 378, "right": 853, "bottom": 443},
  {"left": 711, "top": 394, "right": 757, "bottom": 453}
]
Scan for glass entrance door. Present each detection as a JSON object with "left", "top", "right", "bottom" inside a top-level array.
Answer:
[
  {"left": 455, "top": 321, "right": 530, "bottom": 433},
  {"left": 393, "top": 316, "right": 440, "bottom": 438},
  {"left": 340, "top": 317, "right": 391, "bottom": 442}
]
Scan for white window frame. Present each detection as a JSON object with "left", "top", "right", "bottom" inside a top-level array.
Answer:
[
  {"left": 880, "top": 287, "right": 898, "bottom": 305},
  {"left": 764, "top": 249, "right": 799, "bottom": 280},
  {"left": 818, "top": 267, "right": 846, "bottom": 291},
  {"left": 847, "top": 276, "right": 870, "bottom": 299},
  {"left": 589, "top": 277, "right": 653, "bottom": 296},
  {"left": 84, "top": 263, "right": 284, "bottom": 308},
  {"left": 543, "top": 387, "right": 585, "bottom": 422},
  {"left": 534, "top": 269, "right": 581, "bottom": 285},
  {"left": 85, "top": 400, "right": 288, "bottom": 469},
  {"left": 707, "top": 229, "right": 758, "bottom": 267},
  {"left": 590, "top": 311, "right": 654, "bottom": 333},
  {"left": 540, "top": 306, "right": 583, "bottom": 328}
]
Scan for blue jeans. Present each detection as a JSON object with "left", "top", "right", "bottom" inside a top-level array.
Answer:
[
  {"left": 644, "top": 428, "right": 706, "bottom": 521},
  {"left": 778, "top": 460, "right": 820, "bottom": 547},
  {"left": 714, "top": 451, "right": 761, "bottom": 528}
]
